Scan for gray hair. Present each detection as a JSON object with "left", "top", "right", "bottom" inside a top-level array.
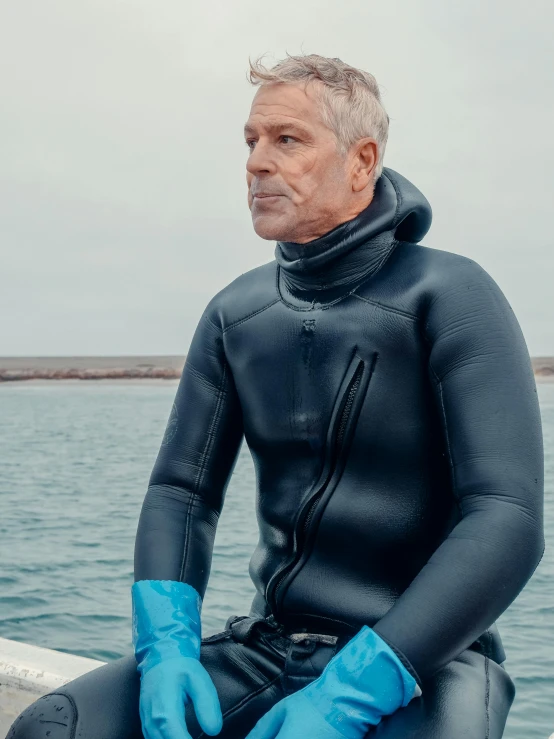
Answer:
[{"left": 248, "top": 54, "right": 389, "bottom": 180}]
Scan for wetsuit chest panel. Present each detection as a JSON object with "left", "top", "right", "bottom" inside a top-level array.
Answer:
[{"left": 223, "top": 293, "right": 454, "bottom": 627}]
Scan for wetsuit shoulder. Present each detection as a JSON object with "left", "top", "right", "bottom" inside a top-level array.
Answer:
[
  {"left": 202, "top": 260, "right": 278, "bottom": 332},
  {"left": 413, "top": 242, "right": 501, "bottom": 293},
  {"left": 361, "top": 241, "right": 507, "bottom": 321}
]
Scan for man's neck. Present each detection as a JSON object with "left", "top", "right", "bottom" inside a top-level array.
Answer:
[{"left": 292, "top": 190, "right": 375, "bottom": 245}]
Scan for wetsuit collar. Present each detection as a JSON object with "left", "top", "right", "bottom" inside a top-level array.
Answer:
[{"left": 274, "top": 168, "right": 432, "bottom": 293}]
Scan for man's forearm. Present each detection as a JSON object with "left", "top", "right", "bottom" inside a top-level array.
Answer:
[
  {"left": 134, "top": 481, "right": 221, "bottom": 595},
  {"left": 372, "top": 493, "right": 544, "bottom": 681}
]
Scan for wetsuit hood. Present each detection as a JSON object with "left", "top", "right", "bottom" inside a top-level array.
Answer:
[{"left": 274, "top": 168, "right": 432, "bottom": 292}]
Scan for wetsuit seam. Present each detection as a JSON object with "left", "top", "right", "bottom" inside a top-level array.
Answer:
[
  {"left": 196, "top": 671, "right": 284, "bottom": 738},
  {"left": 437, "top": 380, "right": 452, "bottom": 462},
  {"left": 180, "top": 361, "right": 227, "bottom": 579},
  {"left": 222, "top": 298, "right": 280, "bottom": 334},
  {"left": 484, "top": 654, "right": 491, "bottom": 739},
  {"left": 205, "top": 314, "right": 220, "bottom": 333},
  {"left": 423, "top": 291, "right": 444, "bottom": 333},
  {"left": 421, "top": 316, "right": 439, "bottom": 379},
  {"left": 352, "top": 293, "right": 418, "bottom": 321},
  {"left": 180, "top": 493, "right": 195, "bottom": 581},
  {"left": 186, "top": 362, "right": 229, "bottom": 393},
  {"left": 427, "top": 364, "right": 465, "bottom": 518},
  {"left": 47, "top": 692, "right": 78, "bottom": 739},
  {"left": 146, "top": 483, "right": 220, "bottom": 517},
  {"left": 194, "top": 361, "right": 228, "bottom": 495},
  {"left": 436, "top": 378, "right": 463, "bottom": 514},
  {"left": 284, "top": 612, "right": 355, "bottom": 631}
]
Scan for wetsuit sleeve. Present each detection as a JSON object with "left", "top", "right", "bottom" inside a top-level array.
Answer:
[
  {"left": 372, "top": 260, "right": 544, "bottom": 682},
  {"left": 133, "top": 298, "right": 244, "bottom": 597}
]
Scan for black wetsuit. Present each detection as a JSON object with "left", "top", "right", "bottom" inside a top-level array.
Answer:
[{"left": 9, "top": 169, "right": 544, "bottom": 739}]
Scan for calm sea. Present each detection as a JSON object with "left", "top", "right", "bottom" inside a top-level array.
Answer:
[{"left": 0, "top": 380, "right": 552, "bottom": 738}]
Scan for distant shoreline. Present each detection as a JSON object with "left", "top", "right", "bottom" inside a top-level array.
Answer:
[
  {"left": 0, "top": 356, "right": 185, "bottom": 382},
  {"left": 1, "top": 355, "right": 553, "bottom": 383}
]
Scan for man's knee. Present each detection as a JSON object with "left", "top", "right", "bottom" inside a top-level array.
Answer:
[
  {"left": 7, "top": 693, "right": 76, "bottom": 739},
  {"left": 6, "top": 655, "right": 141, "bottom": 739}
]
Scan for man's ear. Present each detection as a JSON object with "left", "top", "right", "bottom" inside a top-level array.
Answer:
[{"left": 351, "top": 139, "right": 378, "bottom": 193}]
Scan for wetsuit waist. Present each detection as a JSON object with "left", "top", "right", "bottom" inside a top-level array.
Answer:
[{"left": 242, "top": 608, "right": 507, "bottom": 667}]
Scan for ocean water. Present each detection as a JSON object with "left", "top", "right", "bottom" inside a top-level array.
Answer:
[{"left": 0, "top": 380, "right": 552, "bottom": 738}]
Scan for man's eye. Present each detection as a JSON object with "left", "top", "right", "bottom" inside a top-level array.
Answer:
[
  {"left": 245, "top": 140, "right": 256, "bottom": 150},
  {"left": 280, "top": 135, "right": 295, "bottom": 144}
]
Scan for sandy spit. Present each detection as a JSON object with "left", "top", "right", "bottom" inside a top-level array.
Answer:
[{"left": 0, "top": 355, "right": 552, "bottom": 383}]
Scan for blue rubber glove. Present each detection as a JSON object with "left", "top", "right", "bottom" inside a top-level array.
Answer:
[
  {"left": 245, "top": 625, "right": 421, "bottom": 739},
  {"left": 132, "top": 579, "right": 223, "bottom": 739}
]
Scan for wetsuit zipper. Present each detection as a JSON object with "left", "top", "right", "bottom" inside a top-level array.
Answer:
[
  {"left": 266, "top": 358, "right": 368, "bottom": 618},
  {"left": 301, "top": 363, "right": 364, "bottom": 536}
]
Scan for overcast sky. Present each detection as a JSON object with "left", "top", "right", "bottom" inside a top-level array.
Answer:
[{"left": 1, "top": 0, "right": 552, "bottom": 356}]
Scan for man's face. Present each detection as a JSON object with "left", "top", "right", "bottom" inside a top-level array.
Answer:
[{"left": 244, "top": 82, "right": 354, "bottom": 243}]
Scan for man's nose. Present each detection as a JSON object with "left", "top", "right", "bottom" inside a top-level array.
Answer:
[{"left": 246, "top": 141, "right": 277, "bottom": 176}]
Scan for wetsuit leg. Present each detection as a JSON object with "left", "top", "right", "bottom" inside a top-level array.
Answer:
[
  {"left": 372, "top": 649, "right": 515, "bottom": 739},
  {"left": 5, "top": 620, "right": 288, "bottom": 739},
  {"left": 5, "top": 655, "right": 142, "bottom": 739},
  {"left": 6, "top": 629, "right": 514, "bottom": 739}
]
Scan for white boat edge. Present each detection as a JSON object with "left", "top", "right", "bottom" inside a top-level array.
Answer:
[{"left": 0, "top": 637, "right": 105, "bottom": 737}]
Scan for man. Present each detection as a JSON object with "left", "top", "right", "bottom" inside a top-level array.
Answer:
[{"left": 9, "top": 54, "right": 544, "bottom": 739}]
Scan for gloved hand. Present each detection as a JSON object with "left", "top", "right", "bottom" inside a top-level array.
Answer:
[
  {"left": 245, "top": 625, "right": 421, "bottom": 739},
  {"left": 131, "top": 579, "right": 223, "bottom": 739}
]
